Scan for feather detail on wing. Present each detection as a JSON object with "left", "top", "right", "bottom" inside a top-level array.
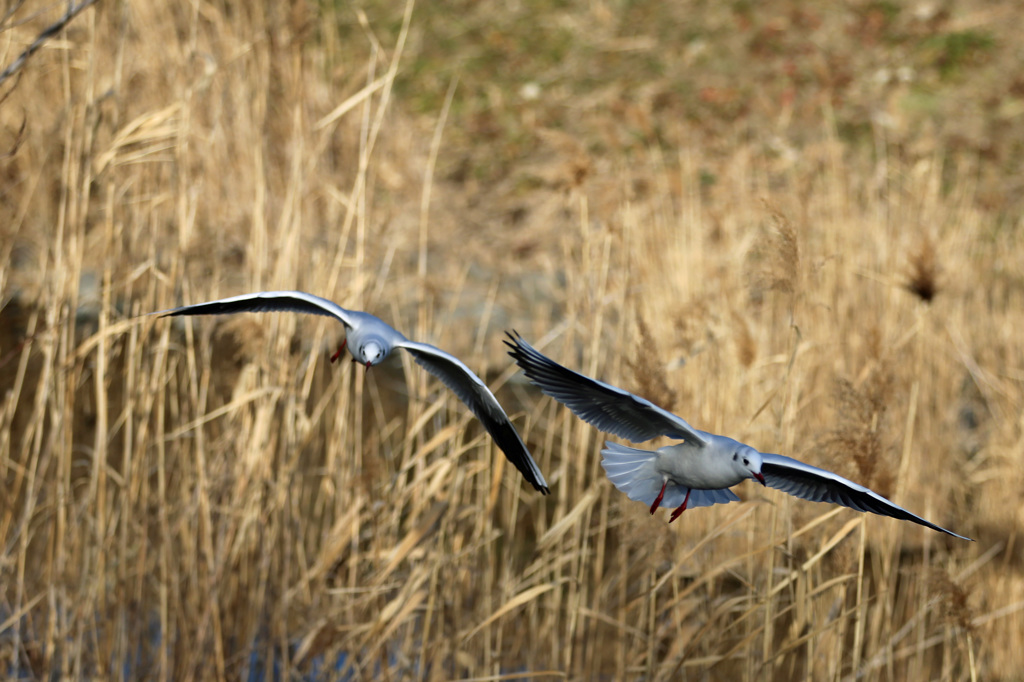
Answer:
[
  {"left": 397, "top": 340, "right": 549, "bottom": 494},
  {"left": 155, "top": 290, "right": 356, "bottom": 328},
  {"left": 506, "top": 333, "right": 707, "bottom": 445},
  {"left": 760, "top": 453, "right": 972, "bottom": 541}
]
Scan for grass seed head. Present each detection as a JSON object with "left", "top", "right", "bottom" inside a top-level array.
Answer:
[
  {"left": 747, "top": 203, "right": 800, "bottom": 299},
  {"left": 822, "top": 370, "right": 896, "bottom": 495},
  {"left": 905, "top": 236, "right": 941, "bottom": 303},
  {"left": 929, "top": 570, "right": 977, "bottom": 636},
  {"left": 626, "top": 310, "right": 677, "bottom": 413}
]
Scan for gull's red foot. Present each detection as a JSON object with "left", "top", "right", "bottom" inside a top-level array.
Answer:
[
  {"left": 668, "top": 488, "right": 692, "bottom": 523},
  {"left": 330, "top": 338, "right": 348, "bottom": 363},
  {"left": 650, "top": 479, "right": 668, "bottom": 515}
]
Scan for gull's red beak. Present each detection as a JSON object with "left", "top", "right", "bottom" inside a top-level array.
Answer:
[
  {"left": 365, "top": 361, "right": 372, "bottom": 369},
  {"left": 754, "top": 472, "right": 766, "bottom": 486}
]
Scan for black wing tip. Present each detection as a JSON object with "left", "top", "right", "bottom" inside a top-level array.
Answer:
[
  {"left": 499, "top": 447, "right": 550, "bottom": 495},
  {"left": 504, "top": 333, "right": 550, "bottom": 378},
  {"left": 502, "top": 446, "right": 550, "bottom": 494},
  {"left": 155, "top": 303, "right": 227, "bottom": 319},
  {"left": 905, "top": 508, "right": 973, "bottom": 540},
  {"left": 476, "top": 383, "right": 549, "bottom": 494},
  {"left": 503, "top": 330, "right": 529, "bottom": 357},
  {"left": 899, "top": 515, "right": 973, "bottom": 541},
  {"left": 930, "top": 523, "right": 973, "bottom": 542},
  {"left": 503, "top": 332, "right": 557, "bottom": 372}
]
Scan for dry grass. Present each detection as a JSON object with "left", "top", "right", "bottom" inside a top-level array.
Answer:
[{"left": 2, "top": 1, "right": 1023, "bottom": 680}]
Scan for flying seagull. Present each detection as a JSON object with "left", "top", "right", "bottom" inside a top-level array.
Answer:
[
  {"left": 505, "top": 332, "right": 969, "bottom": 539},
  {"left": 152, "top": 291, "right": 549, "bottom": 493}
]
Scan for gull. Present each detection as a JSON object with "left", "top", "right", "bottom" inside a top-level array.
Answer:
[
  {"left": 152, "top": 291, "right": 549, "bottom": 493},
  {"left": 505, "top": 333, "right": 970, "bottom": 539}
]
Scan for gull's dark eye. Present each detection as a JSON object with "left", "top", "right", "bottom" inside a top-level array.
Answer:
[
  {"left": 732, "top": 453, "right": 738, "bottom": 461},
  {"left": 743, "top": 458, "right": 749, "bottom": 466}
]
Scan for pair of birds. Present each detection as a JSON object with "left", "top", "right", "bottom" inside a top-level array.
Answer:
[{"left": 156, "top": 290, "right": 971, "bottom": 541}]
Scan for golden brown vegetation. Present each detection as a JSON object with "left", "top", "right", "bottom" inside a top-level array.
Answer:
[{"left": 1, "top": 1, "right": 1022, "bottom": 680}]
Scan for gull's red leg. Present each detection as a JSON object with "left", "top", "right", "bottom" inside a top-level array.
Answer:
[
  {"left": 668, "top": 488, "right": 692, "bottom": 523},
  {"left": 650, "top": 479, "right": 668, "bottom": 515},
  {"left": 330, "top": 338, "right": 348, "bottom": 364}
]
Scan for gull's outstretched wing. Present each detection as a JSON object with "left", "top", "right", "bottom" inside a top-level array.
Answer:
[
  {"left": 505, "top": 333, "right": 708, "bottom": 446},
  {"left": 760, "top": 453, "right": 972, "bottom": 540},
  {"left": 396, "top": 339, "right": 550, "bottom": 494},
  {"left": 155, "top": 290, "right": 358, "bottom": 329}
]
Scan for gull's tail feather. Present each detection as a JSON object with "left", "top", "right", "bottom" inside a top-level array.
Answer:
[{"left": 600, "top": 442, "right": 664, "bottom": 504}]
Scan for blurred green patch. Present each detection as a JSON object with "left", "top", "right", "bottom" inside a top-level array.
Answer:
[
  {"left": 920, "top": 30, "right": 996, "bottom": 80},
  {"left": 902, "top": 87, "right": 942, "bottom": 115}
]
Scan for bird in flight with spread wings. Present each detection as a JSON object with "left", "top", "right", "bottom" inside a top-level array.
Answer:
[
  {"left": 152, "top": 291, "right": 549, "bottom": 493},
  {"left": 505, "top": 332, "right": 969, "bottom": 539}
]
